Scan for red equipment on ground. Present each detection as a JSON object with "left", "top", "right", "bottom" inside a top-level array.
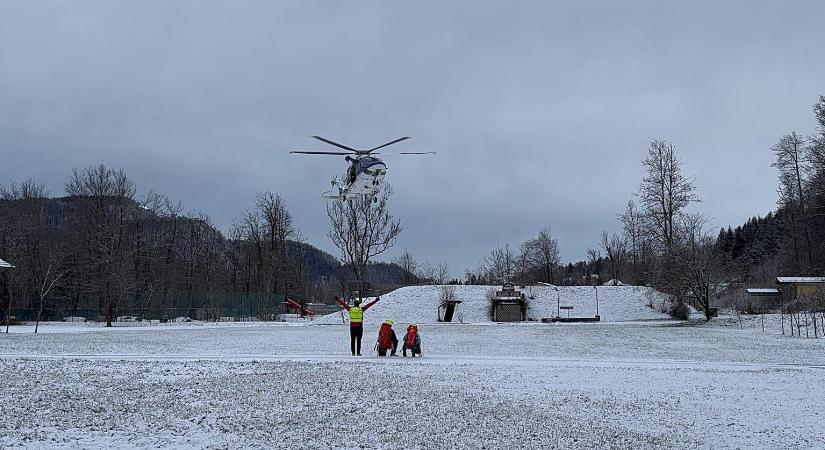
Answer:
[{"left": 286, "top": 298, "right": 314, "bottom": 317}]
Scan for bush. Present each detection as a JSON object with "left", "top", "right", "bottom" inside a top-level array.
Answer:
[
  {"left": 439, "top": 285, "right": 457, "bottom": 304},
  {"left": 668, "top": 300, "right": 690, "bottom": 320},
  {"left": 643, "top": 290, "right": 656, "bottom": 309}
]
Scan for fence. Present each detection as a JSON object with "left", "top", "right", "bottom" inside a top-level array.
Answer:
[{"left": 3, "top": 291, "right": 340, "bottom": 323}]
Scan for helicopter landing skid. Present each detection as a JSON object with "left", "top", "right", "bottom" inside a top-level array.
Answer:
[
  {"left": 322, "top": 191, "right": 343, "bottom": 200},
  {"left": 322, "top": 181, "right": 346, "bottom": 201}
]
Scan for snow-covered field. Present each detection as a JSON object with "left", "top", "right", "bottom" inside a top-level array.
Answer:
[{"left": 1, "top": 287, "right": 824, "bottom": 449}]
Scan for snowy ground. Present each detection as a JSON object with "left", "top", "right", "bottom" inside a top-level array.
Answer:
[{"left": 2, "top": 315, "right": 824, "bottom": 449}]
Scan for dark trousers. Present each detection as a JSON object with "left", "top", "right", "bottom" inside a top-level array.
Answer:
[
  {"left": 377, "top": 335, "right": 398, "bottom": 356},
  {"left": 403, "top": 344, "right": 421, "bottom": 357},
  {"left": 350, "top": 325, "right": 363, "bottom": 355}
]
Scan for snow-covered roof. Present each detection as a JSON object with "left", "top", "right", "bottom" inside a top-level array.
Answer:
[
  {"left": 746, "top": 288, "right": 780, "bottom": 295},
  {"left": 0, "top": 258, "right": 13, "bottom": 269},
  {"left": 776, "top": 277, "right": 825, "bottom": 284}
]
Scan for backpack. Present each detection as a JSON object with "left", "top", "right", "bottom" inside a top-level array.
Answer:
[
  {"left": 405, "top": 324, "right": 418, "bottom": 347},
  {"left": 378, "top": 323, "right": 393, "bottom": 349}
]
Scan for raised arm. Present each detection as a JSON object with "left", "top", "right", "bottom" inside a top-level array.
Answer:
[
  {"left": 336, "top": 297, "right": 350, "bottom": 311},
  {"left": 361, "top": 297, "right": 380, "bottom": 312}
]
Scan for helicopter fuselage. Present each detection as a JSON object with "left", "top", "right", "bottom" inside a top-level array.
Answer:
[{"left": 324, "top": 155, "right": 387, "bottom": 200}]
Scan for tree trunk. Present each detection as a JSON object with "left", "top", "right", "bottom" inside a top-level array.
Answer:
[
  {"left": 789, "top": 212, "right": 801, "bottom": 271},
  {"left": 702, "top": 289, "right": 712, "bottom": 321},
  {"left": 106, "top": 297, "right": 114, "bottom": 327},
  {"left": 793, "top": 161, "right": 814, "bottom": 271},
  {"left": 4, "top": 277, "right": 12, "bottom": 334},
  {"left": 35, "top": 296, "right": 44, "bottom": 333}
]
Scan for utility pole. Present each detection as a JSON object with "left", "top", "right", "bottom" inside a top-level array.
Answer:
[
  {"left": 555, "top": 286, "right": 560, "bottom": 318},
  {"left": 594, "top": 286, "right": 599, "bottom": 318}
]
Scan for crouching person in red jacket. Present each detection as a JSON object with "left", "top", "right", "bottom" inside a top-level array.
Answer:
[
  {"left": 376, "top": 320, "right": 399, "bottom": 356},
  {"left": 402, "top": 323, "right": 422, "bottom": 357}
]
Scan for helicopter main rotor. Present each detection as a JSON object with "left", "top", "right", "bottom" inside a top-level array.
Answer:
[{"left": 290, "top": 136, "right": 436, "bottom": 156}]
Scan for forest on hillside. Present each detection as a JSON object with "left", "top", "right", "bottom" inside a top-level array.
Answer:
[{"left": 0, "top": 166, "right": 412, "bottom": 326}]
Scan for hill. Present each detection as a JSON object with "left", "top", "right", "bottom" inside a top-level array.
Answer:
[{"left": 316, "top": 284, "right": 671, "bottom": 325}]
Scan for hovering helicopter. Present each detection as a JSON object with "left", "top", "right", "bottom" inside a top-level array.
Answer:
[{"left": 290, "top": 136, "right": 435, "bottom": 202}]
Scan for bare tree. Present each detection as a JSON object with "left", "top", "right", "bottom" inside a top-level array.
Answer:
[
  {"left": 600, "top": 231, "right": 628, "bottom": 284},
  {"left": 256, "top": 192, "right": 295, "bottom": 295},
  {"left": 464, "top": 266, "right": 485, "bottom": 285},
  {"left": 772, "top": 132, "right": 813, "bottom": 271},
  {"left": 439, "top": 284, "right": 457, "bottom": 305},
  {"left": 515, "top": 242, "right": 531, "bottom": 285},
  {"left": 639, "top": 140, "right": 698, "bottom": 248},
  {"left": 586, "top": 247, "right": 601, "bottom": 285},
  {"left": 417, "top": 260, "right": 448, "bottom": 284},
  {"left": 419, "top": 261, "right": 435, "bottom": 282},
  {"left": 327, "top": 184, "right": 402, "bottom": 284},
  {"left": 1, "top": 179, "right": 49, "bottom": 331},
  {"left": 34, "top": 259, "right": 68, "bottom": 333},
  {"left": 393, "top": 249, "right": 419, "bottom": 284},
  {"left": 483, "top": 244, "right": 515, "bottom": 284},
  {"left": 618, "top": 199, "right": 658, "bottom": 284},
  {"left": 665, "top": 213, "right": 725, "bottom": 321},
  {"left": 433, "top": 262, "right": 450, "bottom": 285},
  {"left": 806, "top": 95, "right": 825, "bottom": 182},
  {"left": 524, "top": 227, "right": 560, "bottom": 284},
  {"left": 65, "top": 164, "right": 137, "bottom": 327}
]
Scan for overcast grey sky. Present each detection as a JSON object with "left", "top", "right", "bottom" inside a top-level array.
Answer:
[{"left": 1, "top": 1, "right": 824, "bottom": 275}]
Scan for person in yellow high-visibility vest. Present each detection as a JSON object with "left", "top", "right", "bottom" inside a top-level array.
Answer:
[{"left": 336, "top": 296, "right": 380, "bottom": 356}]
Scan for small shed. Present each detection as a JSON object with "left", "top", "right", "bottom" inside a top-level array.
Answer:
[
  {"left": 438, "top": 299, "right": 463, "bottom": 322},
  {"left": 746, "top": 288, "right": 781, "bottom": 310},
  {"left": 492, "top": 283, "right": 527, "bottom": 322},
  {"left": 775, "top": 277, "right": 825, "bottom": 299},
  {"left": 746, "top": 288, "right": 780, "bottom": 297}
]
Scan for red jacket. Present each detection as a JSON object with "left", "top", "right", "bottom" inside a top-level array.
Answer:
[
  {"left": 336, "top": 297, "right": 379, "bottom": 326},
  {"left": 405, "top": 325, "right": 418, "bottom": 347}
]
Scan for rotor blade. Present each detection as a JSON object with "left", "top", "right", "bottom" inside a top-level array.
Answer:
[
  {"left": 371, "top": 151, "right": 436, "bottom": 155},
  {"left": 312, "top": 136, "right": 358, "bottom": 152},
  {"left": 367, "top": 136, "right": 411, "bottom": 152},
  {"left": 290, "top": 151, "right": 351, "bottom": 155}
]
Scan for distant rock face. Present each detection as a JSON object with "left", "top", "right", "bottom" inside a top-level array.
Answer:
[{"left": 316, "top": 285, "right": 670, "bottom": 325}]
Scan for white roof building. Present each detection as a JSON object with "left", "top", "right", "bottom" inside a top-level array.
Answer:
[
  {"left": 775, "top": 277, "right": 825, "bottom": 284},
  {"left": 0, "top": 259, "right": 13, "bottom": 269}
]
